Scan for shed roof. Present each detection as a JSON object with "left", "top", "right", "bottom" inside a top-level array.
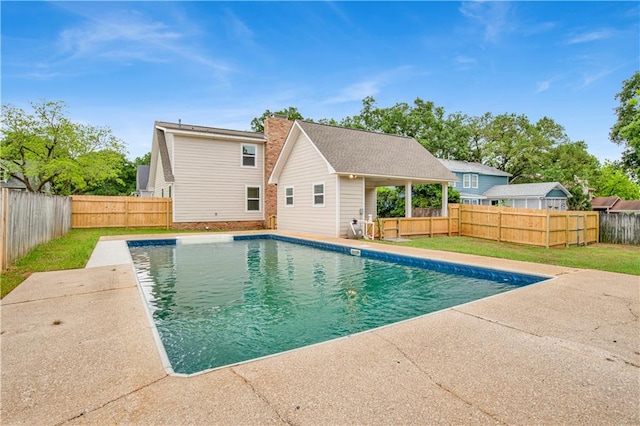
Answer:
[
  {"left": 439, "top": 159, "right": 512, "bottom": 177},
  {"left": 591, "top": 196, "right": 621, "bottom": 209},
  {"left": 483, "top": 182, "right": 572, "bottom": 198},
  {"left": 279, "top": 121, "right": 456, "bottom": 183},
  {"left": 136, "top": 165, "right": 150, "bottom": 191},
  {"left": 610, "top": 200, "right": 640, "bottom": 212}
]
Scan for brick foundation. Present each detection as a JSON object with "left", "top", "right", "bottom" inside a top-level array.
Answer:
[
  {"left": 171, "top": 221, "right": 266, "bottom": 232},
  {"left": 263, "top": 116, "right": 294, "bottom": 228}
]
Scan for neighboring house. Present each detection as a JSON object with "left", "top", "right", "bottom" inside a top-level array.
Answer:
[
  {"left": 147, "top": 117, "right": 292, "bottom": 230},
  {"left": 483, "top": 182, "right": 571, "bottom": 210},
  {"left": 269, "top": 120, "right": 456, "bottom": 238},
  {"left": 591, "top": 196, "right": 620, "bottom": 213},
  {"left": 592, "top": 196, "right": 640, "bottom": 214},
  {"left": 439, "top": 159, "right": 571, "bottom": 210},
  {"left": 438, "top": 159, "right": 511, "bottom": 205},
  {"left": 134, "top": 165, "right": 153, "bottom": 197}
]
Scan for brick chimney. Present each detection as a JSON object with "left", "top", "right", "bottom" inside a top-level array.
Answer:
[{"left": 264, "top": 115, "right": 294, "bottom": 228}]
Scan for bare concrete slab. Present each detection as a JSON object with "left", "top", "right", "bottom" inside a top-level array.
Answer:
[
  {"left": 1, "top": 232, "right": 638, "bottom": 425},
  {"left": 1, "top": 267, "right": 166, "bottom": 425},
  {"left": 85, "top": 240, "right": 131, "bottom": 268}
]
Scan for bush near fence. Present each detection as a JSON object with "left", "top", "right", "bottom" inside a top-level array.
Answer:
[
  {"left": 71, "top": 195, "right": 172, "bottom": 229},
  {"left": 0, "top": 188, "right": 72, "bottom": 271},
  {"left": 599, "top": 213, "right": 640, "bottom": 245}
]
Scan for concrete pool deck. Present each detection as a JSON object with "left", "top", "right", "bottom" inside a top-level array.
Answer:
[{"left": 1, "top": 232, "right": 638, "bottom": 425}]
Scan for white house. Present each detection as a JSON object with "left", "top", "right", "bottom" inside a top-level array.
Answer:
[
  {"left": 268, "top": 120, "right": 457, "bottom": 238},
  {"left": 148, "top": 121, "right": 268, "bottom": 230}
]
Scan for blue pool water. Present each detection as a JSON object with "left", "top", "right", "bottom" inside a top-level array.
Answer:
[{"left": 129, "top": 235, "right": 546, "bottom": 374}]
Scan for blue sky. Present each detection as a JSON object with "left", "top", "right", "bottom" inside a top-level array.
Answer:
[{"left": 2, "top": 1, "right": 638, "bottom": 163}]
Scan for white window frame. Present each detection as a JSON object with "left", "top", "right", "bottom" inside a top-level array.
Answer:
[
  {"left": 241, "top": 144, "right": 257, "bottom": 168},
  {"left": 312, "top": 182, "right": 325, "bottom": 207},
  {"left": 285, "top": 186, "right": 294, "bottom": 207},
  {"left": 471, "top": 174, "right": 478, "bottom": 189},
  {"left": 245, "top": 185, "right": 261, "bottom": 212},
  {"left": 463, "top": 174, "right": 471, "bottom": 188}
]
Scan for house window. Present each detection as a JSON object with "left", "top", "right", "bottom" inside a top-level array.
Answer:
[
  {"left": 463, "top": 174, "right": 478, "bottom": 189},
  {"left": 168, "top": 186, "right": 172, "bottom": 198},
  {"left": 242, "top": 144, "right": 257, "bottom": 167},
  {"left": 285, "top": 186, "right": 294, "bottom": 207},
  {"left": 313, "top": 183, "right": 325, "bottom": 207},
  {"left": 246, "top": 186, "right": 261, "bottom": 211},
  {"left": 449, "top": 181, "right": 457, "bottom": 188}
]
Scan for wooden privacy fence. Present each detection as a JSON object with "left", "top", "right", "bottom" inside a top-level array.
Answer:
[
  {"left": 458, "top": 205, "right": 598, "bottom": 248},
  {"left": 599, "top": 213, "right": 640, "bottom": 245},
  {"left": 380, "top": 205, "right": 460, "bottom": 239},
  {"left": 378, "top": 204, "right": 598, "bottom": 248},
  {"left": 0, "top": 188, "right": 72, "bottom": 271},
  {"left": 71, "top": 196, "right": 172, "bottom": 229}
]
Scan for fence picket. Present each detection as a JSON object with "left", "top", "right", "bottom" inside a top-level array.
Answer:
[
  {"left": 599, "top": 213, "right": 640, "bottom": 245},
  {"left": 0, "top": 188, "right": 72, "bottom": 271}
]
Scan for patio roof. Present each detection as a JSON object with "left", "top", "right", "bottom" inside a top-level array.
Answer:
[{"left": 271, "top": 121, "right": 457, "bottom": 187}]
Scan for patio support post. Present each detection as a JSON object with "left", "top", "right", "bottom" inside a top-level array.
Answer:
[
  {"left": 441, "top": 182, "right": 448, "bottom": 217},
  {"left": 405, "top": 181, "right": 412, "bottom": 218}
]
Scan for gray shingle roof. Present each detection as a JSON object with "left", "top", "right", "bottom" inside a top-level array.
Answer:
[
  {"left": 136, "top": 165, "right": 150, "bottom": 191},
  {"left": 155, "top": 128, "right": 175, "bottom": 183},
  {"left": 483, "top": 182, "right": 571, "bottom": 198},
  {"left": 439, "top": 159, "right": 512, "bottom": 177},
  {"left": 296, "top": 121, "right": 456, "bottom": 182},
  {"left": 591, "top": 196, "right": 620, "bottom": 209},
  {"left": 155, "top": 121, "right": 265, "bottom": 141}
]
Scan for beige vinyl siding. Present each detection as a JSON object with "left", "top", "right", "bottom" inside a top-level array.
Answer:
[
  {"left": 277, "top": 132, "right": 337, "bottom": 236},
  {"left": 338, "top": 176, "right": 364, "bottom": 238},
  {"left": 173, "top": 135, "right": 265, "bottom": 222},
  {"left": 151, "top": 148, "right": 169, "bottom": 198},
  {"left": 365, "top": 187, "right": 377, "bottom": 219}
]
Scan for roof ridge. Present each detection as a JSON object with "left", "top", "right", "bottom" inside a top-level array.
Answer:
[
  {"left": 296, "top": 119, "right": 414, "bottom": 140},
  {"left": 155, "top": 120, "right": 264, "bottom": 137}
]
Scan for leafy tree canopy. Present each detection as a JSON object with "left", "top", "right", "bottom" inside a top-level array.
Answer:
[
  {"left": 595, "top": 162, "right": 640, "bottom": 200},
  {"left": 1, "top": 100, "right": 126, "bottom": 195},
  {"left": 250, "top": 107, "right": 304, "bottom": 133},
  {"left": 610, "top": 71, "right": 640, "bottom": 182}
]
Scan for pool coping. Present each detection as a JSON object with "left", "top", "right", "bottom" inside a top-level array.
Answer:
[{"left": 2, "top": 231, "right": 638, "bottom": 425}]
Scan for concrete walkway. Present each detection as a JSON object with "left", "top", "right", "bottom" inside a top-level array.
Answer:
[{"left": 1, "top": 233, "right": 638, "bottom": 425}]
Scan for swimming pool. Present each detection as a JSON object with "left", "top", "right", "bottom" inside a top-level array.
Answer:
[{"left": 129, "top": 235, "right": 547, "bottom": 375}]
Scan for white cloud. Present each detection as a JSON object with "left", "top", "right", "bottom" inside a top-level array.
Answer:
[
  {"left": 454, "top": 55, "right": 477, "bottom": 70},
  {"left": 581, "top": 67, "right": 618, "bottom": 87},
  {"left": 324, "top": 80, "right": 380, "bottom": 104},
  {"left": 47, "top": 9, "right": 230, "bottom": 74},
  {"left": 566, "top": 29, "right": 615, "bottom": 44},
  {"left": 536, "top": 80, "right": 551, "bottom": 93},
  {"left": 459, "top": 1, "right": 513, "bottom": 43}
]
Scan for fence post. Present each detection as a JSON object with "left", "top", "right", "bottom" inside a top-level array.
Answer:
[
  {"left": 545, "top": 212, "right": 550, "bottom": 248},
  {"left": 0, "top": 188, "right": 8, "bottom": 272},
  {"left": 166, "top": 199, "right": 171, "bottom": 230}
]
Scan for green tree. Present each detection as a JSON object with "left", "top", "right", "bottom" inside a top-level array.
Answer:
[
  {"left": 250, "top": 107, "right": 304, "bottom": 133},
  {"left": 594, "top": 162, "right": 640, "bottom": 199},
  {"left": 610, "top": 72, "right": 640, "bottom": 181},
  {"left": 540, "top": 141, "right": 600, "bottom": 186},
  {"left": 1, "top": 100, "right": 126, "bottom": 195}
]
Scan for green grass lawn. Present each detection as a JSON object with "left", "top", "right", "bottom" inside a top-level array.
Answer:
[
  {"left": 2, "top": 230, "right": 638, "bottom": 299},
  {"left": 385, "top": 236, "right": 640, "bottom": 276},
  {"left": 1, "top": 228, "right": 187, "bottom": 298}
]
